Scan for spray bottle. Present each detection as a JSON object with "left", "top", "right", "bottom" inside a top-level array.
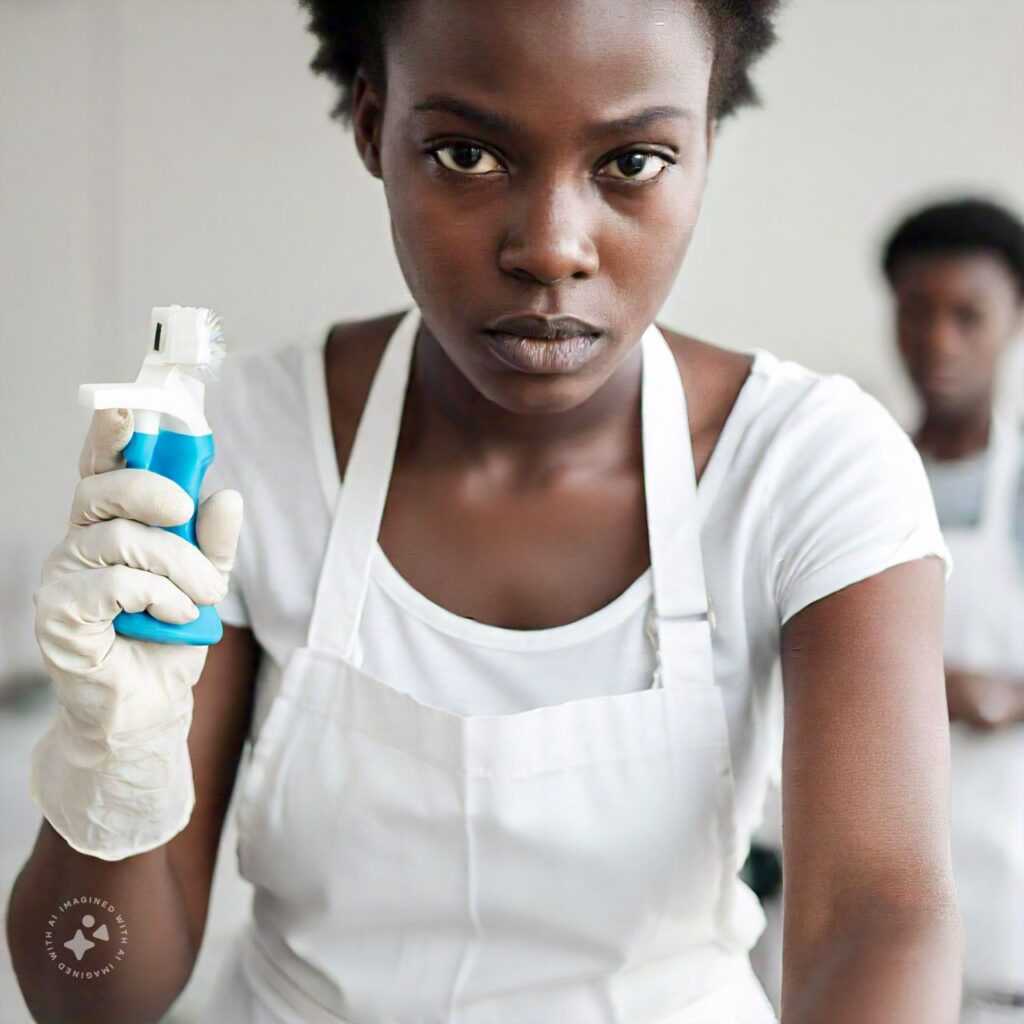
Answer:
[{"left": 80, "top": 305, "right": 225, "bottom": 645}]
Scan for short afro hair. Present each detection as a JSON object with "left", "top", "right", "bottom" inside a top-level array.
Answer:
[
  {"left": 296, "top": 0, "right": 782, "bottom": 129},
  {"left": 882, "top": 197, "right": 1024, "bottom": 299}
]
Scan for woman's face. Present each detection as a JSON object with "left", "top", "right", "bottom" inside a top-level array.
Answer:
[
  {"left": 354, "top": 0, "right": 714, "bottom": 414},
  {"left": 893, "top": 252, "right": 1023, "bottom": 419}
]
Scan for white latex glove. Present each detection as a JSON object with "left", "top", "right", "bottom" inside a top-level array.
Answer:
[{"left": 29, "top": 407, "right": 243, "bottom": 861}]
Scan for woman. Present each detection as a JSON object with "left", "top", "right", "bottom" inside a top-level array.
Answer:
[
  {"left": 10, "top": 2, "right": 963, "bottom": 1021},
  {"left": 883, "top": 197, "right": 1024, "bottom": 1023}
]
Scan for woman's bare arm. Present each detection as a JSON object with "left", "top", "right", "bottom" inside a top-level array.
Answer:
[
  {"left": 779, "top": 557, "right": 964, "bottom": 1023},
  {"left": 6, "top": 623, "right": 259, "bottom": 1024}
]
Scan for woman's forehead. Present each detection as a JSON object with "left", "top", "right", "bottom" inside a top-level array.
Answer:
[
  {"left": 386, "top": 0, "right": 713, "bottom": 131},
  {"left": 895, "top": 253, "right": 1021, "bottom": 303}
]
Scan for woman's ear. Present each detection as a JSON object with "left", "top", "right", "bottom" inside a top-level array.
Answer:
[{"left": 352, "top": 68, "right": 383, "bottom": 180}]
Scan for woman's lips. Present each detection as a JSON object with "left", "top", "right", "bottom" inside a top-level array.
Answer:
[
  {"left": 482, "top": 330, "right": 601, "bottom": 374},
  {"left": 922, "top": 369, "right": 963, "bottom": 393}
]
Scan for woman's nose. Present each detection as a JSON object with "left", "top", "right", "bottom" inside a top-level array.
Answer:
[
  {"left": 920, "top": 313, "right": 963, "bottom": 358},
  {"left": 497, "top": 179, "right": 600, "bottom": 284}
]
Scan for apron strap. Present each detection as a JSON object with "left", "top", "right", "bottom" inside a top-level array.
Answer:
[
  {"left": 306, "top": 307, "right": 714, "bottom": 686},
  {"left": 306, "top": 307, "right": 419, "bottom": 660},
  {"left": 302, "top": 338, "right": 343, "bottom": 513},
  {"left": 639, "top": 323, "right": 715, "bottom": 687},
  {"left": 980, "top": 414, "right": 1023, "bottom": 540}
]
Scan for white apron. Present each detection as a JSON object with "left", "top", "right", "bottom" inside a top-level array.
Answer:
[
  {"left": 943, "top": 417, "right": 1024, "bottom": 1004},
  {"left": 200, "top": 307, "right": 775, "bottom": 1023}
]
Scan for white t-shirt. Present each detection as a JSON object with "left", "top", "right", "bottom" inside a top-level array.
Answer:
[
  {"left": 922, "top": 434, "right": 1024, "bottom": 573},
  {"left": 201, "top": 326, "right": 952, "bottom": 844}
]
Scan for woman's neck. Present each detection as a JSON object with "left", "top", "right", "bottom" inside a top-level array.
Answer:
[
  {"left": 916, "top": 401, "right": 993, "bottom": 461},
  {"left": 404, "top": 323, "right": 645, "bottom": 479}
]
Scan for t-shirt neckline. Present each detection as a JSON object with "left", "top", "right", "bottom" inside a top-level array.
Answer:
[{"left": 371, "top": 541, "right": 652, "bottom": 649}]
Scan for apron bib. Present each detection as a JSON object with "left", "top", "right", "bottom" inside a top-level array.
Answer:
[
  {"left": 943, "top": 417, "right": 1024, "bottom": 998},
  {"left": 201, "top": 308, "right": 774, "bottom": 1023}
]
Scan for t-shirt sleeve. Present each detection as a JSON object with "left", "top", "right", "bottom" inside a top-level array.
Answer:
[
  {"left": 767, "top": 374, "right": 953, "bottom": 626},
  {"left": 215, "top": 574, "right": 251, "bottom": 628},
  {"left": 199, "top": 373, "right": 252, "bottom": 630}
]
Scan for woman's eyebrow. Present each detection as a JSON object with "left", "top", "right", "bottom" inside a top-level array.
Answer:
[{"left": 410, "top": 93, "right": 693, "bottom": 138}]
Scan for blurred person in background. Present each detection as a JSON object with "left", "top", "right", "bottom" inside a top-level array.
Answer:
[{"left": 883, "top": 197, "right": 1024, "bottom": 1023}]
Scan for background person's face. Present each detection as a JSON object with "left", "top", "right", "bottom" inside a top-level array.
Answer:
[
  {"left": 356, "top": 0, "right": 714, "bottom": 414},
  {"left": 893, "top": 253, "right": 1023, "bottom": 419}
]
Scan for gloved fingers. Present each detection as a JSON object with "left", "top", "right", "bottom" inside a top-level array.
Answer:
[
  {"left": 35, "top": 565, "right": 201, "bottom": 637},
  {"left": 46, "top": 519, "right": 227, "bottom": 606},
  {"left": 195, "top": 489, "right": 244, "bottom": 576},
  {"left": 71, "top": 468, "right": 194, "bottom": 529},
  {"left": 79, "top": 408, "right": 134, "bottom": 478}
]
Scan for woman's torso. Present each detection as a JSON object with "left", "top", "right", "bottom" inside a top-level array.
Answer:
[
  {"left": 205, "top": 311, "right": 945, "bottom": 851},
  {"left": 199, "top": 309, "right": 949, "bottom": 1021},
  {"left": 204, "top": 310, "right": 778, "bottom": 1022},
  {"left": 207, "top": 308, "right": 795, "bottom": 851}
]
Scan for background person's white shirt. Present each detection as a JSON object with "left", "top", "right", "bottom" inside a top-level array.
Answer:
[
  {"left": 922, "top": 437, "right": 1024, "bottom": 570},
  {"left": 202, "top": 327, "right": 952, "bottom": 849}
]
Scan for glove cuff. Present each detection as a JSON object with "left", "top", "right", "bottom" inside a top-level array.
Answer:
[{"left": 29, "top": 715, "right": 196, "bottom": 861}]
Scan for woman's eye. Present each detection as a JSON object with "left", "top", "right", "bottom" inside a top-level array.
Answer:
[
  {"left": 955, "top": 305, "right": 982, "bottom": 330},
  {"left": 599, "top": 151, "right": 671, "bottom": 183},
  {"left": 431, "top": 144, "right": 504, "bottom": 176},
  {"left": 428, "top": 144, "right": 671, "bottom": 183}
]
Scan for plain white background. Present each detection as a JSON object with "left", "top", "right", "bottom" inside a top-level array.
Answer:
[{"left": 1, "top": 3, "right": 1022, "bottom": 1021}]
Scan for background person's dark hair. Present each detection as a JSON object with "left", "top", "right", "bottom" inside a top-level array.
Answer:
[
  {"left": 881, "top": 197, "right": 1024, "bottom": 300},
  {"left": 296, "top": 0, "right": 783, "bottom": 129}
]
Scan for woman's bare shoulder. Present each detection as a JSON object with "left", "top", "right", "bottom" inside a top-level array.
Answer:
[
  {"left": 322, "top": 309, "right": 408, "bottom": 474},
  {"left": 325, "top": 309, "right": 406, "bottom": 400},
  {"left": 656, "top": 323, "right": 754, "bottom": 394},
  {"left": 655, "top": 322, "right": 756, "bottom": 459}
]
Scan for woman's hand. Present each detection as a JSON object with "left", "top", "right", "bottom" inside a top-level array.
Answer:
[
  {"left": 29, "top": 408, "right": 243, "bottom": 861},
  {"left": 946, "top": 666, "right": 1024, "bottom": 729}
]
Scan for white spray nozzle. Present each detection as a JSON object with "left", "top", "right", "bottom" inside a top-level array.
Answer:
[
  {"left": 150, "top": 305, "right": 224, "bottom": 372},
  {"left": 79, "top": 305, "right": 224, "bottom": 436}
]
